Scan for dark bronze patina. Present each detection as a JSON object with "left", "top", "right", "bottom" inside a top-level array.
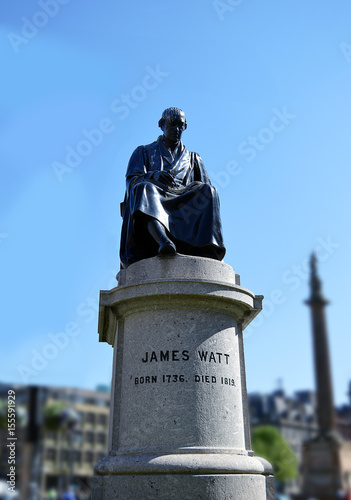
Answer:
[{"left": 119, "top": 107, "right": 226, "bottom": 268}]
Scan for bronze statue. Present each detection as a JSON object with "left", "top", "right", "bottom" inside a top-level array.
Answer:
[{"left": 119, "top": 107, "right": 226, "bottom": 268}]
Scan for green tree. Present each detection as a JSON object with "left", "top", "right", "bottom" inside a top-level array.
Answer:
[
  {"left": 43, "top": 401, "right": 67, "bottom": 431},
  {"left": 43, "top": 400, "right": 80, "bottom": 431},
  {"left": 0, "top": 400, "right": 7, "bottom": 429},
  {"left": 0, "top": 399, "right": 26, "bottom": 429},
  {"left": 252, "top": 425, "right": 298, "bottom": 483}
]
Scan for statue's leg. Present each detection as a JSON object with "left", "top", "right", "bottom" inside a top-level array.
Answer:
[{"left": 147, "top": 218, "right": 176, "bottom": 256}]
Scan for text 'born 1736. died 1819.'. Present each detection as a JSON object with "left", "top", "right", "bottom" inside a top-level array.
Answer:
[{"left": 92, "top": 108, "right": 274, "bottom": 500}]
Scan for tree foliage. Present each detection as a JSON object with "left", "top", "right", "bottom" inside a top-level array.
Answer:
[
  {"left": 43, "top": 401, "right": 80, "bottom": 432},
  {"left": 252, "top": 425, "right": 298, "bottom": 483},
  {"left": 0, "top": 400, "right": 7, "bottom": 429},
  {"left": 43, "top": 401, "right": 67, "bottom": 431}
]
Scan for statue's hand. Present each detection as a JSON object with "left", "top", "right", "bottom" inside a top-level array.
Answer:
[{"left": 154, "top": 171, "right": 176, "bottom": 187}]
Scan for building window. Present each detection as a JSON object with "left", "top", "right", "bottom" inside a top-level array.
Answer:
[
  {"left": 76, "top": 411, "right": 84, "bottom": 421},
  {"left": 74, "top": 430, "right": 82, "bottom": 444},
  {"left": 46, "top": 449, "right": 56, "bottom": 461},
  {"left": 46, "top": 431, "right": 57, "bottom": 441},
  {"left": 86, "top": 398, "right": 97, "bottom": 405},
  {"left": 85, "top": 431, "right": 94, "bottom": 444},
  {"left": 84, "top": 451, "right": 94, "bottom": 464},
  {"left": 97, "top": 433, "right": 106, "bottom": 445},
  {"left": 97, "top": 414, "right": 107, "bottom": 426},
  {"left": 96, "top": 397, "right": 109, "bottom": 407},
  {"left": 86, "top": 412, "right": 95, "bottom": 424}
]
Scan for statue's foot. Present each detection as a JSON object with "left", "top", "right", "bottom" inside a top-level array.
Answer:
[
  {"left": 158, "top": 240, "right": 176, "bottom": 256},
  {"left": 146, "top": 218, "right": 176, "bottom": 256}
]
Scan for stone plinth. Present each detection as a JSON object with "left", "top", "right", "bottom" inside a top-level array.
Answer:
[
  {"left": 92, "top": 255, "right": 274, "bottom": 500},
  {"left": 300, "top": 435, "right": 351, "bottom": 499}
]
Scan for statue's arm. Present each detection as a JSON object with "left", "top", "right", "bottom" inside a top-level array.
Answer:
[
  {"left": 126, "top": 145, "right": 176, "bottom": 190},
  {"left": 193, "top": 153, "right": 212, "bottom": 185},
  {"left": 125, "top": 146, "right": 156, "bottom": 192}
]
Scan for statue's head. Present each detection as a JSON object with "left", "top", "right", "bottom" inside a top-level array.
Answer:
[
  {"left": 158, "top": 107, "right": 187, "bottom": 145},
  {"left": 158, "top": 107, "right": 187, "bottom": 130}
]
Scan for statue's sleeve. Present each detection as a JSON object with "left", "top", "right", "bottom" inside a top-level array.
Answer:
[
  {"left": 193, "top": 153, "right": 212, "bottom": 185},
  {"left": 125, "top": 146, "right": 156, "bottom": 192}
]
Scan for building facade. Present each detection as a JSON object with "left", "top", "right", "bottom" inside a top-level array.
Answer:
[
  {"left": 248, "top": 389, "right": 318, "bottom": 464},
  {"left": 1, "top": 380, "right": 349, "bottom": 497},
  {"left": 0, "top": 383, "right": 110, "bottom": 498},
  {"left": 248, "top": 385, "right": 351, "bottom": 494}
]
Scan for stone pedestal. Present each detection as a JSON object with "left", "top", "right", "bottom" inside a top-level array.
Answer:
[
  {"left": 300, "top": 435, "right": 351, "bottom": 499},
  {"left": 92, "top": 255, "right": 274, "bottom": 499}
]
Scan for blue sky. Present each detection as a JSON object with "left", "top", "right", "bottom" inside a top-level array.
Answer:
[{"left": 1, "top": 0, "right": 351, "bottom": 405}]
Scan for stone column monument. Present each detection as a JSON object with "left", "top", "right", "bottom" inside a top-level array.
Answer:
[
  {"left": 300, "top": 254, "right": 351, "bottom": 499},
  {"left": 92, "top": 108, "right": 274, "bottom": 499}
]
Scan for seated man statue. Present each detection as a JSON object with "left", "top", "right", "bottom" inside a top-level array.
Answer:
[{"left": 119, "top": 107, "right": 226, "bottom": 268}]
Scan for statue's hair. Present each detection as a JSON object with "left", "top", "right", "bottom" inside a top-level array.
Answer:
[{"left": 158, "top": 107, "right": 187, "bottom": 129}]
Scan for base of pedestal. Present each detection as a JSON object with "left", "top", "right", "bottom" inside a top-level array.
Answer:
[
  {"left": 301, "top": 434, "right": 351, "bottom": 499},
  {"left": 92, "top": 472, "right": 274, "bottom": 500},
  {"left": 92, "top": 453, "right": 274, "bottom": 500}
]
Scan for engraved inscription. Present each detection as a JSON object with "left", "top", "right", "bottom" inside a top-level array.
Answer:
[
  {"left": 221, "top": 377, "right": 236, "bottom": 386},
  {"left": 140, "top": 349, "right": 230, "bottom": 364},
  {"left": 197, "top": 351, "right": 230, "bottom": 364},
  {"left": 162, "top": 374, "right": 185, "bottom": 383},
  {"left": 135, "top": 376, "right": 158, "bottom": 385},
  {"left": 134, "top": 347, "right": 235, "bottom": 389},
  {"left": 194, "top": 375, "right": 236, "bottom": 386},
  {"left": 133, "top": 374, "right": 237, "bottom": 387},
  {"left": 141, "top": 350, "right": 190, "bottom": 363},
  {"left": 195, "top": 375, "right": 217, "bottom": 384}
]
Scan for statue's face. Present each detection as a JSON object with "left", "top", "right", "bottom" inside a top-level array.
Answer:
[{"left": 162, "top": 114, "right": 186, "bottom": 144}]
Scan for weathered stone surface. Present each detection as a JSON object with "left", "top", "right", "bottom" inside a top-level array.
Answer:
[
  {"left": 93, "top": 473, "right": 269, "bottom": 500},
  {"left": 99, "top": 255, "right": 263, "bottom": 346},
  {"left": 95, "top": 453, "right": 273, "bottom": 475},
  {"left": 301, "top": 435, "right": 351, "bottom": 499},
  {"left": 92, "top": 255, "right": 272, "bottom": 499}
]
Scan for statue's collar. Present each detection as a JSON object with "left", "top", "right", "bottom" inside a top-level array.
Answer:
[{"left": 158, "top": 135, "right": 183, "bottom": 157}]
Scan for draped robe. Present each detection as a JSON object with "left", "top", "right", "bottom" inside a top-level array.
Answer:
[{"left": 119, "top": 136, "right": 226, "bottom": 267}]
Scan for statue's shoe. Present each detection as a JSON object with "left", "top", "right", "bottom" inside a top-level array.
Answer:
[{"left": 158, "top": 240, "right": 176, "bottom": 256}]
